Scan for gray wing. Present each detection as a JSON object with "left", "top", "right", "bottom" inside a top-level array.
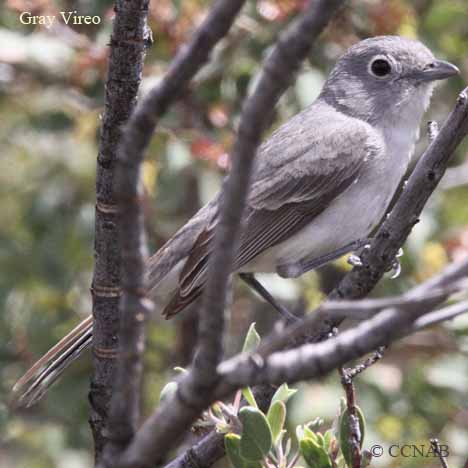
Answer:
[
  {"left": 163, "top": 103, "right": 383, "bottom": 317},
  {"left": 147, "top": 195, "right": 220, "bottom": 288},
  {"left": 234, "top": 106, "right": 382, "bottom": 268}
]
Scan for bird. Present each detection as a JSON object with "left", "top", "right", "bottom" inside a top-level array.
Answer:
[{"left": 12, "top": 36, "right": 459, "bottom": 407}]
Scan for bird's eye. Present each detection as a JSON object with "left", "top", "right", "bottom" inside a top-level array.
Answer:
[{"left": 369, "top": 58, "right": 392, "bottom": 78}]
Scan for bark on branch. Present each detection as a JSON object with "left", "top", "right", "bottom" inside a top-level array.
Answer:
[
  {"left": 90, "top": 0, "right": 151, "bottom": 461},
  {"left": 100, "top": 0, "right": 247, "bottom": 466},
  {"left": 217, "top": 258, "right": 468, "bottom": 388}
]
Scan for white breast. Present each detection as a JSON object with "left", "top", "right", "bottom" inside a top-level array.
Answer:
[{"left": 265, "top": 126, "right": 421, "bottom": 273}]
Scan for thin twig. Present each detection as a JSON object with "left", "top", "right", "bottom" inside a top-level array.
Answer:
[
  {"left": 233, "top": 275, "right": 468, "bottom": 363},
  {"left": 338, "top": 345, "right": 386, "bottom": 468},
  {"left": 216, "top": 259, "right": 468, "bottom": 390},
  {"left": 217, "top": 302, "right": 452, "bottom": 389},
  {"left": 411, "top": 300, "right": 468, "bottom": 332},
  {"left": 430, "top": 438, "right": 449, "bottom": 468},
  {"left": 345, "top": 346, "right": 386, "bottom": 380},
  {"left": 339, "top": 367, "right": 361, "bottom": 468}
]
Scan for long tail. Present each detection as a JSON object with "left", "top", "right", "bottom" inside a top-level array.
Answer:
[
  {"left": 12, "top": 315, "right": 93, "bottom": 408},
  {"left": 12, "top": 199, "right": 217, "bottom": 408}
]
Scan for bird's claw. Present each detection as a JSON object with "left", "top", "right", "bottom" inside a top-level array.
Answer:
[
  {"left": 347, "top": 253, "right": 363, "bottom": 267},
  {"left": 386, "top": 248, "right": 404, "bottom": 279},
  {"left": 348, "top": 244, "right": 403, "bottom": 279},
  {"left": 347, "top": 243, "right": 371, "bottom": 268}
]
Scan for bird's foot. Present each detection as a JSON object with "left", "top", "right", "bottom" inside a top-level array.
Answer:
[
  {"left": 347, "top": 243, "right": 371, "bottom": 268},
  {"left": 385, "top": 248, "right": 404, "bottom": 279}
]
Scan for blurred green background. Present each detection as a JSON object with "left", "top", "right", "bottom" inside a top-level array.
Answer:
[{"left": 1, "top": 0, "right": 468, "bottom": 467}]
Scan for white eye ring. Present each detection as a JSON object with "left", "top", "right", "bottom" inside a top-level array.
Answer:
[{"left": 368, "top": 55, "right": 393, "bottom": 79}]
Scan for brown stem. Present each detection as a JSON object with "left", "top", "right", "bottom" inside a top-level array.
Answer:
[
  {"left": 345, "top": 347, "right": 386, "bottom": 380},
  {"left": 339, "top": 367, "right": 361, "bottom": 468},
  {"left": 430, "top": 438, "right": 449, "bottom": 468}
]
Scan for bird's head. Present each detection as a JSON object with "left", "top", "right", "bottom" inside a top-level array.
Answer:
[{"left": 321, "top": 36, "right": 459, "bottom": 126}]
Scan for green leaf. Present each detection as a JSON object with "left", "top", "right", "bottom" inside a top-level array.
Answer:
[
  {"left": 271, "top": 383, "right": 297, "bottom": 406},
  {"left": 159, "top": 381, "right": 177, "bottom": 403},
  {"left": 225, "top": 435, "right": 244, "bottom": 468},
  {"left": 304, "top": 426, "right": 318, "bottom": 441},
  {"left": 323, "top": 430, "right": 333, "bottom": 449},
  {"left": 316, "top": 432, "right": 325, "bottom": 448},
  {"left": 239, "top": 407, "right": 273, "bottom": 461},
  {"left": 296, "top": 425, "right": 318, "bottom": 443},
  {"left": 242, "top": 387, "right": 258, "bottom": 409},
  {"left": 339, "top": 406, "right": 366, "bottom": 468},
  {"left": 242, "top": 323, "right": 261, "bottom": 353},
  {"left": 300, "top": 437, "right": 333, "bottom": 468},
  {"left": 266, "top": 400, "right": 286, "bottom": 443},
  {"left": 225, "top": 434, "right": 263, "bottom": 468}
]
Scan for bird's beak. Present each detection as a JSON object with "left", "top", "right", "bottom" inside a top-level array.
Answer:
[{"left": 417, "top": 59, "right": 460, "bottom": 81}]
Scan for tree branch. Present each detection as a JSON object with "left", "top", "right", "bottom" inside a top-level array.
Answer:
[
  {"left": 166, "top": 267, "right": 468, "bottom": 468},
  {"left": 90, "top": 0, "right": 151, "bottom": 461},
  {"left": 253, "top": 277, "right": 468, "bottom": 358},
  {"left": 97, "top": 0, "right": 248, "bottom": 466},
  {"left": 344, "top": 346, "right": 385, "bottom": 380},
  {"left": 430, "top": 438, "right": 449, "bottom": 468},
  {"left": 113, "top": 1, "right": 346, "bottom": 467},
  {"left": 218, "top": 255, "right": 468, "bottom": 388},
  {"left": 217, "top": 277, "right": 468, "bottom": 390},
  {"left": 411, "top": 299, "right": 468, "bottom": 331}
]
